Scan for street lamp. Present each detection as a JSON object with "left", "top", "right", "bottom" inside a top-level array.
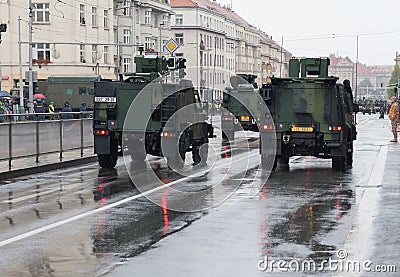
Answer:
[{"left": 159, "top": 23, "right": 166, "bottom": 54}]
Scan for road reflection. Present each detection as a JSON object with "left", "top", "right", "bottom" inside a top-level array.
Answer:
[{"left": 259, "top": 167, "right": 355, "bottom": 262}]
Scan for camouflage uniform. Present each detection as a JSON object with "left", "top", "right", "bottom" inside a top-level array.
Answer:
[{"left": 388, "top": 97, "right": 399, "bottom": 142}]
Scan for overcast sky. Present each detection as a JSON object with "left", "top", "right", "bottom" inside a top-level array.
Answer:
[{"left": 218, "top": 0, "right": 400, "bottom": 66}]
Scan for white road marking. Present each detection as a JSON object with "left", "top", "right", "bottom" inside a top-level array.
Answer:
[
  {"left": 0, "top": 151, "right": 260, "bottom": 248},
  {"left": 338, "top": 145, "right": 388, "bottom": 277}
]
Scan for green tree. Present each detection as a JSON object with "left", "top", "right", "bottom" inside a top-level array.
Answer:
[{"left": 388, "top": 64, "right": 400, "bottom": 97}]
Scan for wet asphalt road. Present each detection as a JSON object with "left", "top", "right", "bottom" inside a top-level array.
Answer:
[{"left": 0, "top": 114, "right": 399, "bottom": 276}]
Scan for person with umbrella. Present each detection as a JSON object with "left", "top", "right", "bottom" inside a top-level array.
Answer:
[{"left": 34, "top": 98, "right": 45, "bottom": 121}]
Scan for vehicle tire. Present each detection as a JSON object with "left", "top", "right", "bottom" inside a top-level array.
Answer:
[
  {"left": 261, "top": 154, "right": 277, "bottom": 171},
  {"left": 130, "top": 153, "right": 147, "bottom": 170},
  {"left": 98, "top": 138, "right": 118, "bottom": 169},
  {"left": 222, "top": 130, "right": 234, "bottom": 143},
  {"left": 332, "top": 148, "right": 347, "bottom": 171},
  {"left": 276, "top": 157, "right": 289, "bottom": 171},
  {"left": 346, "top": 142, "right": 353, "bottom": 168}
]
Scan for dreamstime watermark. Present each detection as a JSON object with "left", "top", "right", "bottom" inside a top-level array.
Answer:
[{"left": 257, "top": 249, "right": 397, "bottom": 273}]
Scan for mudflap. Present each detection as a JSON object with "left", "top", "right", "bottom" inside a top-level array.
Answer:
[{"left": 94, "top": 135, "right": 110, "bottom": 155}]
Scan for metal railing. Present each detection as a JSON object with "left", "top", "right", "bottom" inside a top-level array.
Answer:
[{"left": 0, "top": 111, "right": 94, "bottom": 170}]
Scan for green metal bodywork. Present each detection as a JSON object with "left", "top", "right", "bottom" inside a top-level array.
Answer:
[
  {"left": 93, "top": 53, "right": 210, "bottom": 162},
  {"left": 262, "top": 57, "right": 357, "bottom": 164}
]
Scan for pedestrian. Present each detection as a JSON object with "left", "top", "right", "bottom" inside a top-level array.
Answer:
[
  {"left": 34, "top": 99, "right": 45, "bottom": 121},
  {"left": 388, "top": 96, "right": 399, "bottom": 142},
  {"left": 48, "top": 101, "right": 55, "bottom": 120},
  {"left": 80, "top": 102, "right": 87, "bottom": 118},
  {"left": 61, "top": 101, "right": 73, "bottom": 119},
  {"left": 0, "top": 101, "right": 5, "bottom": 123}
]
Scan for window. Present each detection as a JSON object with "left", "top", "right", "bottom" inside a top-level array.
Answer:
[
  {"left": 92, "top": 7, "right": 97, "bottom": 26},
  {"left": 92, "top": 45, "right": 97, "bottom": 63},
  {"left": 175, "top": 33, "right": 183, "bottom": 45},
  {"left": 145, "top": 11, "right": 151, "bottom": 25},
  {"left": 123, "top": 29, "right": 131, "bottom": 44},
  {"left": 162, "top": 15, "right": 168, "bottom": 27},
  {"left": 145, "top": 37, "right": 152, "bottom": 50},
  {"left": 123, "top": 58, "right": 131, "bottom": 72},
  {"left": 175, "top": 14, "right": 183, "bottom": 25},
  {"left": 104, "top": 46, "right": 108, "bottom": 63},
  {"left": 80, "top": 44, "right": 85, "bottom": 63},
  {"left": 79, "top": 87, "right": 87, "bottom": 96},
  {"left": 124, "top": 1, "right": 131, "bottom": 16},
  {"left": 33, "top": 3, "right": 50, "bottom": 23},
  {"left": 103, "top": 10, "right": 108, "bottom": 29},
  {"left": 35, "top": 43, "right": 50, "bottom": 61},
  {"left": 80, "top": 4, "right": 85, "bottom": 25}
]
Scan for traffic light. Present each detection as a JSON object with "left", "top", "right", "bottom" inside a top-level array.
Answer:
[
  {"left": 177, "top": 58, "right": 187, "bottom": 69},
  {"left": 166, "top": 57, "right": 176, "bottom": 69}
]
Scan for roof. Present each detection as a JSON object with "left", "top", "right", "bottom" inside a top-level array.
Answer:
[{"left": 170, "top": 0, "right": 197, "bottom": 7}]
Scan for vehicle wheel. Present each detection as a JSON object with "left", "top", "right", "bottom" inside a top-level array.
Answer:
[
  {"left": 332, "top": 151, "right": 347, "bottom": 171},
  {"left": 222, "top": 130, "right": 234, "bottom": 143},
  {"left": 130, "top": 152, "right": 147, "bottom": 170},
  {"left": 276, "top": 157, "right": 289, "bottom": 171},
  {"left": 346, "top": 142, "right": 353, "bottom": 168},
  {"left": 98, "top": 139, "right": 118, "bottom": 169},
  {"left": 261, "top": 154, "right": 277, "bottom": 171}
]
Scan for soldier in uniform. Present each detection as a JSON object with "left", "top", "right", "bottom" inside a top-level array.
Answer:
[{"left": 388, "top": 96, "right": 399, "bottom": 142}]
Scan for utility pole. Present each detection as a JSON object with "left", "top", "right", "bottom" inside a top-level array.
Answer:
[
  {"left": 159, "top": 23, "right": 164, "bottom": 54},
  {"left": 18, "top": 17, "right": 25, "bottom": 113},
  {"left": 131, "top": 0, "right": 135, "bottom": 71},
  {"left": 28, "top": 0, "right": 34, "bottom": 113}
]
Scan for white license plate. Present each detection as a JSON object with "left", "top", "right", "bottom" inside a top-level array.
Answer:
[{"left": 95, "top": 97, "right": 116, "bottom": 103}]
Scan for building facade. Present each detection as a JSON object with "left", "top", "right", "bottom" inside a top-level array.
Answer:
[
  {"left": 0, "top": 0, "right": 116, "bottom": 92},
  {"left": 170, "top": 0, "right": 289, "bottom": 101},
  {"left": 0, "top": 0, "right": 173, "bottom": 92}
]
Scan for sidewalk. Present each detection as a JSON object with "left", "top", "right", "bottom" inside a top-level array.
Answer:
[{"left": 0, "top": 148, "right": 97, "bottom": 180}]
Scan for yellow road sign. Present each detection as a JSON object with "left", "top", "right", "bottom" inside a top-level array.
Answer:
[{"left": 165, "top": 38, "right": 179, "bottom": 55}]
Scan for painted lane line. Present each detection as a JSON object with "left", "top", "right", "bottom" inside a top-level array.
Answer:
[
  {"left": 339, "top": 145, "right": 388, "bottom": 277},
  {"left": 0, "top": 151, "right": 259, "bottom": 248}
]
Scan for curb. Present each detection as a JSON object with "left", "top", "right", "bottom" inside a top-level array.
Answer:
[{"left": 0, "top": 156, "right": 98, "bottom": 181}]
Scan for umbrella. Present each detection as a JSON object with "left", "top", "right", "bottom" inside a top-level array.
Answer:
[
  {"left": 33, "top": 93, "right": 46, "bottom": 99},
  {"left": 0, "top": 91, "right": 12, "bottom": 98}
]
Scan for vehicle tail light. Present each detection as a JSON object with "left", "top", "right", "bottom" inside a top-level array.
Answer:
[{"left": 93, "top": 129, "right": 109, "bottom": 136}]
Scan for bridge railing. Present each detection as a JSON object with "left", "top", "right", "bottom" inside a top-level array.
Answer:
[{"left": 0, "top": 112, "right": 94, "bottom": 170}]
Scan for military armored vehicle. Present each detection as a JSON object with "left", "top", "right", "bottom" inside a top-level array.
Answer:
[
  {"left": 221, "top": 74, "right": 259, "bottom": 141},
  {"left": 260, "top": 57, "right": 358, "bottom": 171},
  {"left": 93, "top": 50, "right": 212, "bottom": 169}
]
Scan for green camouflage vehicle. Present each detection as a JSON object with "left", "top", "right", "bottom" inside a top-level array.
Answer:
[
  {"left": 221, "top": 74, "right": 259, "bottom": 141},
  {"left": 260, "top": 57, "right": 358, "bottom": 171},
  {"left": 93, "top": 50, "right": 212, "bottom": 169}
]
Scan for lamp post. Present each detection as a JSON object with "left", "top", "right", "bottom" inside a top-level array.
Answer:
[{"left": 159, "top": 23, "right": 165, "bottom": 54}]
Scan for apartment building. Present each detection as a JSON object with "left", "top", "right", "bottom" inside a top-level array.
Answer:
[
  {"left": 114, "top": 0, "right": 173, "bottom": 73},
  {"left": 0, "top": 0, "right": 172, "bottom": 92},
  {"left": 0, "top": 0, "right": 115, "bottom": 91},
  {"left": 170, "top": 0, "right": 289, "bottom": 101}
]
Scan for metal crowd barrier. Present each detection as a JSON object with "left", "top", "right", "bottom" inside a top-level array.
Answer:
[{"left": 0, "top": 111, "right": 94, "bottom": 170}]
